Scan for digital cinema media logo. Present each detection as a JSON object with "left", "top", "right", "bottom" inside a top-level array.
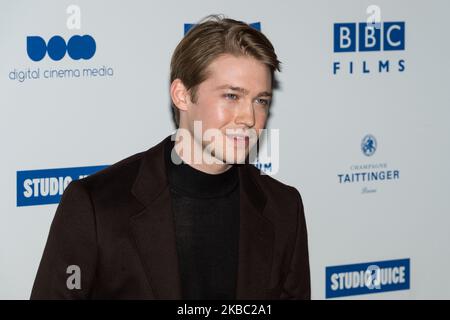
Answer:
[
  {"left": 337, "top": 134, "right": 400, "bottom": 194},
  {"left": 27, "top": 34, "right": 96, "bottom": 61},
  {"left": 333, "top": 20, "right": 406, "bottom": 75},
  {"left": 17, "top": 165, "right": 108, "bottom": 207},
  {"left": 8, "top": 5, "right": 114, "bottom": 83},
  {"left": 27, "top": 5, "right": 95, "bottom": 62},
  {"left": 326, "top": 258, "right": 410, "bottom": 298}
]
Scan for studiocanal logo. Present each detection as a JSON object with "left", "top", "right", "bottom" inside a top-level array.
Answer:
[
  {"left": 332, "top": 5, "right": 406, "bottom": 75},
  {"left": 337, "top": 134, "right": 400, "bottom": 194},
  {"left": 8, "top": 5, "right": 114, "bottom": 83},
  {"left": 17, "top": 165, "right": 108, "bottom": 207},
  {"left": 325, "top": 258, "right": 410, "bottom": 298}
]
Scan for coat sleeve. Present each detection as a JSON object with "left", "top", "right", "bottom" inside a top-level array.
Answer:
[
  {"left": 30, "top": 180, "right": 98, "bottom": 299},
  {"left": 280, "top": 188, "right": 311, "bottom": 300}
]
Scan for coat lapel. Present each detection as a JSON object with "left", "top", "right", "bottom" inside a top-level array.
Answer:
[
  {"left": 129, "top": 135, "right": 274, "bottom": 299},
  {"left": 235, "top": 164, "right": 274, "bottom": 299},
  {"left": 129, "top": 136, "right": 182, "bottom": 299}
]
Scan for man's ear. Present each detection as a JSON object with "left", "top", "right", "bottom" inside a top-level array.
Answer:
[{"left": 170, "top": 79, "right": 190, "bottom": 112}]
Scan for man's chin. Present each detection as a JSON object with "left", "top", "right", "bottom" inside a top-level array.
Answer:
[{"left": 222, "top": 153, "right": 250, "bottom": 165}]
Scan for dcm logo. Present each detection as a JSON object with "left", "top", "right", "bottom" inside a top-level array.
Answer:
[
  {"left": 26, "top": 5, "right": 96, "bottom": 61},
  {"left": 27, "top": 35, "right": 96, "bottom": 61}
]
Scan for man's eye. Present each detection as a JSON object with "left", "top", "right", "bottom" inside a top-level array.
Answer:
[
  {"left": 224, "top": 93, "right": 238, "bottom": 100},
  {"left": 256, "top": 98, "right": 270, "bottom": 106}
]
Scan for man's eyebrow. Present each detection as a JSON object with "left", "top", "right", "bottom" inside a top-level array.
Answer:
[
  {"left": 215, "top": 85, "right": 272, "bottom": 97},
  {"left": 256, "top": 91, "right": 273, "bottom": 97}
]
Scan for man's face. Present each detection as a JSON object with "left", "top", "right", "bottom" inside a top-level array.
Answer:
[{"left": 181, "top": 53, "right": 272, "bottom": 164}]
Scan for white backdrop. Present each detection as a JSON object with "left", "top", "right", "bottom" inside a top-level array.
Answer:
[{"left": 1, "top": 0, "right": 449, "bottom": 299}]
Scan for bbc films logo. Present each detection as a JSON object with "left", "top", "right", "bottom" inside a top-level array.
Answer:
[
  {"left": 326, "top": 258, "right": 410, "bottom": 298},
  {"left": 16, "top": 165, "right": 108, "bottom": 207},
  {"left": 333, "top": 5, "right": 406, "bottom": 75},
  {"left": 8, "top": 5, "right": 114, "bottom": 83},
  {"left": 337, "top": 134, "right": 400, "bottom": 194}
]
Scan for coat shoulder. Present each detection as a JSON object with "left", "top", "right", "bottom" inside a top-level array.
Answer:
[
  {"left": 245, "top": 164, "right": 302, "bottom": 210},
  {"left": 79, "top": 151, "right": 145, "bottom": 192}
]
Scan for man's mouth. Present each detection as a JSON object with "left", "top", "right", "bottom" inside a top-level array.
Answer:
[{"left": 225, "top": 134, "right": 250, "bottom": 146}]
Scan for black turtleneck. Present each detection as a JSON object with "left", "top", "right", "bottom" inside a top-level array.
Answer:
[{"left": 164, "top": 138, "right": 240, "bottom": 300}]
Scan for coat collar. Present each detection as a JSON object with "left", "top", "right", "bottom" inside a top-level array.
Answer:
[{"left": 129, "top": 134, "right": 274, "bottom": 299}]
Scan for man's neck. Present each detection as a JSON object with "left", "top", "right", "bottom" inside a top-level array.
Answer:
[{"left": 172, "top": 131, "right": 232, "bottom": 175}]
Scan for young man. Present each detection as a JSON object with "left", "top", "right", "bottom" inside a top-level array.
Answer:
[{"left": 31, "top": 15, "right": 310, "bottom": 300}]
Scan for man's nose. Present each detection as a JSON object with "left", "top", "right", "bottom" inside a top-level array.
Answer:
[{"left": 234, "top": 100, "right": 255, "bottom": 128}]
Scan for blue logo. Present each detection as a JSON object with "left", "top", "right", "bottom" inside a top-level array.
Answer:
[
  {"left": 332, "top": 21, "right": 406, "bottom": 75},
  {"left": 361, "top": 134, "right": 377, "bottom": 156},
  {"left": 253, "top": 161, "right": 272, "bottom": 174},
  {"left": 326, "top": 258, "right": 410, "bottom": 298},
  {"left": 17, "top": 165, "right": 108, "bottom": 207},
  {"left": 334, "top": 22, "right": 405, "bottom": 52},
  {"left": 184, "top": 22, "right": 261, "bottom": 35},
  {"left": 27, "top": 35, "right": 96, "bottom": 61}
]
